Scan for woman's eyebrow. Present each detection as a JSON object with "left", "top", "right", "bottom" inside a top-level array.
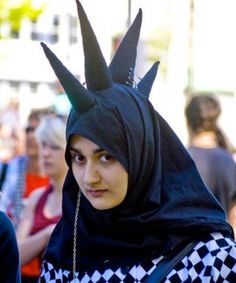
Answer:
[
  {"left": 93, "top": 148, "right": 105, "bottom": 154},
  {"left": 69, "top": 146, "right": 81, "bottom": 153},
  {"left": 69, "top": 146, "right": 105, "bottom": 154}
]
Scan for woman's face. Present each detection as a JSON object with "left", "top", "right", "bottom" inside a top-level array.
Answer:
[
  {"left": 25, "top": 118, "right": 40, "bottom": 158},
  {"left": 69, "top": 135, "right": 128, "bottom": 210},
  {"left": 40, "top": 140, "right": 67, "bottom": 180}
]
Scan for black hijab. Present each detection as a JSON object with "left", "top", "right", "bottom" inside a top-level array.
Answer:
[{"left": 41, "top": 0, "right": 233, "bottom": 272}]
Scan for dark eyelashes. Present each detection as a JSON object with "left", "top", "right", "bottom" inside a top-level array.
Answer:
[{"left": 70, "top": 151, "right": 114, "bottom": 162}]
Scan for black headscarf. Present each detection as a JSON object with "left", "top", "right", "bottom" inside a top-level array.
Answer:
[{"left": 41, "top": 0, "right": 233, "bottom": 272}]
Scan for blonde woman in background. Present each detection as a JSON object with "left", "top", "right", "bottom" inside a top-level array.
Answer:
[{"left": 16, "top": 115, "right": 68, "bottom": 283}]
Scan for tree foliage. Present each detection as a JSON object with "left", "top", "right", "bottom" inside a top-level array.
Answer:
[{"left": 0, "top": 0, "right": 46, "bottom": 32}]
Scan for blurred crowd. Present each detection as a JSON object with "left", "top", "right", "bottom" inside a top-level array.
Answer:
[{"left": 0, "top": 97, "right": 68, "bottom": 283}]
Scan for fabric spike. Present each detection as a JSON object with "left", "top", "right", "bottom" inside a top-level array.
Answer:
[
  {"left": 137, "top": 61, "right": 159, "bottom": 98},
  {"left": 40, "top": 42, "right": 95, "bottom": 113},
  {"left": 109, "top": 9, "right": 142, "bottom": 84},
  {"left": 75, "top": 0, "right": 112, "bottom": 91}
]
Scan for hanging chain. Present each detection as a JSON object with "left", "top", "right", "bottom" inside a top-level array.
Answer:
[{"left": 73, "top": 190, "right": 81, "bottom": 281}]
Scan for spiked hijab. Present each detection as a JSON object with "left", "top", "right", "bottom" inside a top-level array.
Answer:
[{"left": 41, "top": 0, "right": 233, "bottom": 272}]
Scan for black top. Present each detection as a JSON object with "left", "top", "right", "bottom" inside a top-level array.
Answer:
[{"left": 0, "top": 211, "right": 20, "bottom": 283}]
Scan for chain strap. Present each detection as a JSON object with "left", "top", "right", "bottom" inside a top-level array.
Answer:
[{"left": 73, "top": 190, "right": 81, "bottom": 281}]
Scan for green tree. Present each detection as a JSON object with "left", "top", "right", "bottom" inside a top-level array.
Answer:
[{"left": 0, "top": 0, "right": 46, "bottom": 35}]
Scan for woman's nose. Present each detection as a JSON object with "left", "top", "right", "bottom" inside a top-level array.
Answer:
[{"left": 83, "top": 163, "right": 101, "bottom": 185}]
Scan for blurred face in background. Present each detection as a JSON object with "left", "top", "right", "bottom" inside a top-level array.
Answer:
[
  {"left": 25, "top": 117, "right": 40, "bottom": 159},
  {"left": 39, "top": 139, "right": 67, "bottom": 180}
]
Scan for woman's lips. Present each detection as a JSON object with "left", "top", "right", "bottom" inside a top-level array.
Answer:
[{"left": 87, "top": 189, "right": 108, "bottom": 197}]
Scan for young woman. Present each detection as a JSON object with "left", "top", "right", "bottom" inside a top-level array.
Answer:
[
  {"left": 16, "top": 115, "right": 67, "bottom": 283},
  {"left": 185, "top": 94, "right": 236, "bottom": 213},
  {"left": 39, "top": 1, "right": 236, "bottom": 282}
]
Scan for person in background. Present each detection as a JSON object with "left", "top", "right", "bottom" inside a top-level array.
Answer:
[
  {"left": 228, "top": 193, "right": 236, "bottom": 239},
  {"left": 0, "top": 123, "right": 23, "bottom": 163},
  {"left": 0, "top": 211, "right": 20, "bottom": 282},
  {"left": 0, "top": 119, "right": 25, "bottom": 193},
  {"left": 185, "top": 93, "right": 236, "bottom": 214},
  {"left": 0, "top": 109, "right": 50, "bottom": 228},
  {"left": 39, "top": 1, "right": 236, "bottom": 281},
  {"left": 0, "top": 97, "right": 21, "bottom": 130},
  {"left": 16, "top": 115, "right": 67, "bottom": 283},
  {"left": 0, "top": 98, "right": 24, "bottom": 163},
  {"left": 0, "top": 149, "right": 9, "bottom": 191}
]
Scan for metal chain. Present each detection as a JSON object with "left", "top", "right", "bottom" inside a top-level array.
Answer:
[{"left": 73, "top": 190, "right": 81, "bottom": 281}]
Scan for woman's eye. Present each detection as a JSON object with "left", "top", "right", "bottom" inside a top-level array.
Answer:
[
  {"left": 51, "top": 145, "right": 61, "bottom": 151},
  {"left": 100, "top": 153, "right": 114, "bottom": 162},
  {"left": 72, "top": 154, "right": 84, "bottom": 163}
]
